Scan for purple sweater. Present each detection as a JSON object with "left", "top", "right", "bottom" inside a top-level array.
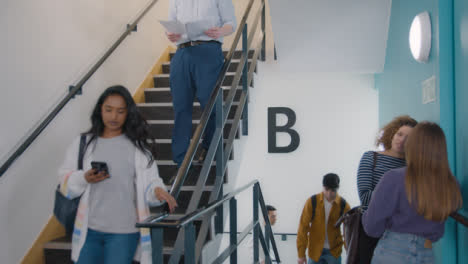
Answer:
[{"left": 362, "top": 167, "right": 445, "bottom": 242}]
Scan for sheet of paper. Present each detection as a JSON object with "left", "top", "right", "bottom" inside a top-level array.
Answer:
[
  {"left": 185, "top": 20, "right": 214, "bottom": 39},
  {"left": 159, "top": 20, "right": 186, "bottom": 35}
]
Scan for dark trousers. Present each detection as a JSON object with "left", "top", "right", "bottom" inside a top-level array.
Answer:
[
  {"left": 358, "top": 220, "right": 379, "bottom": 264},
  {"left": 169, "top": 42, "right": 224, "bottom": 165}
]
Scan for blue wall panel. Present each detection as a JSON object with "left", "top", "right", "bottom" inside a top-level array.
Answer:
[
  {"left": 375, "top": 0, "right": 439, "bottom": 126},
  {"left": 376, "top": 0, "right": 460, "bottom": 263},
  {"left": 454, "top": 0, "right": 468, "bottom": 262}
]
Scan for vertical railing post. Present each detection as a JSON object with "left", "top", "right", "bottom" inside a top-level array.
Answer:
[
  {"left": 215, "top": 184, "right": 224, "bottom": 234},
  {"left": 242, "top": 24, "right": 249, "bottom": 136},
  {"left": 150, "top": 228, "right": 164, "bottom": 264},
  {"left": 230, "top": 198, "right": 238, "bottom": 264},
  {"left": 215, "top": 91, "right": 225, "bottom": 234},
  {"left": 253, "top": 183, "right": 260, "bottom": 263},
  {"left": 261, "top": 0, "right": 266, "bottom": 61},
  {"left": 184, "top": 222, "right": 196, "bottom": 264}
]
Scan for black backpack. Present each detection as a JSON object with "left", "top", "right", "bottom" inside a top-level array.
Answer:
[{"left": 310, "top": 194, "right": 347, "bottom": 221}]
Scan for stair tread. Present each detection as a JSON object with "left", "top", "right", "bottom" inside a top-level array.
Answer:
[
  {"left": 145, "top": 85, "right": 243, "bottom": 91},
  {"left": 162, "top": 58, "right": 251, "bottom": 65},
  {"left": 154, "top": 72, "right": 236, "bottom": 78}
]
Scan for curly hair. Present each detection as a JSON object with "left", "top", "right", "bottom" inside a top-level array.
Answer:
[{"left": 377, "top": 115, "right": 418, "bottom": 150}]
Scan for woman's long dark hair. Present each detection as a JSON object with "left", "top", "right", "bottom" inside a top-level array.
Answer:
[{"left": 84, "top": 85, "right": 157, "bottom": 165}]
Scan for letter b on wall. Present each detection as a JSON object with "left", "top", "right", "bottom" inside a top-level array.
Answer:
[{"left": 268, "top": 107, "right": 300, "bottom": 153}]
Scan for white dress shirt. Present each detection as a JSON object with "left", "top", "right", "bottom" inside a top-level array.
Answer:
[
  {"left": 168, "top": 0, "right": 237, "bottom": 45},
  {"left": 323, "top": 199, "right": 333, "bottom": 249}
]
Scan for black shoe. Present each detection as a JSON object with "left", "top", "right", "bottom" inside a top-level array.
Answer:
[{"left": 198, "top": 147, "right": 208, "bottom": 163}]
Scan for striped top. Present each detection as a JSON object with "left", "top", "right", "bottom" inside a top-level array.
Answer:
[{"left": 357, "top": 151, "right": 406, "bottom": 210}]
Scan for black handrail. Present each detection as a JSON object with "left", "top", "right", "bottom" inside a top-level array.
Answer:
[
  {"left": 138, "top": 180, "right": 258, "bottom": 228},
  {"left": 451, "top": 210, "right": 468, "bottom": 227},
  {"left": 0, "top": 0, "right": 160, "bottom": 177},
  {"left": 137, "top": 181, "right": 282, "bottom": 263}
]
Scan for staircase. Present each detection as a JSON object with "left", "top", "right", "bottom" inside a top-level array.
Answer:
[{"left": 42, "top": 49, "right": 255, "bottom": 264}]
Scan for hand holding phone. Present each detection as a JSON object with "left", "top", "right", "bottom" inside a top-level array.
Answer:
[
  {"left": 84, "top": 161, "right": 110, "bottom": 183},
  {"left": 91, "top": 161, "right": 109, "bottom": 174}
]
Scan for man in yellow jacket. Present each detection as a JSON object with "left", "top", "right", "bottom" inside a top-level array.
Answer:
[{"left": 297, "top": 173, "right": 351, "bottom": 264}]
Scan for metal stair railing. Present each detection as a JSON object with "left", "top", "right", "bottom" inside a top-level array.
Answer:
[
  {"left": 137, "top": 181, "right": 281, "bottom": 264},
  {"left": 137, "top": 0, "right": 267, "bottom": 262},
  {"left": 0, "top": 0, "right": 161, "bottom": 177}
]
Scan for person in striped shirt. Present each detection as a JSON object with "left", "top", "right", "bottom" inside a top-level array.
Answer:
[{"left": 356, "top": 115, "right": 417, "bottom": 264}]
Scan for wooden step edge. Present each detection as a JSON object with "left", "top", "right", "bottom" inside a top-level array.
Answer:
[
  {"left": 146, "top": 120, "right": 235, "bottom": 124},
  {"left": 162, "top": 58, "right": 253, "bottom": 66},
  {"left": 138, "top": 102, "right": 240, "bottom": 107},
  {"left": 154, "top": 72, "right": 235, "bottom": 78},
  {"left": 144, "top": 86, "right": 244, "bottom": 92}
]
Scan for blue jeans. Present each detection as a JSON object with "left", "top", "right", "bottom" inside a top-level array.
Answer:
[
  {"left": 169, "top": 41, "right": 224, "bottom": 165},
  {"left": 371, "top": 230, "right": 434, "bottom": 264},
  {"left": 75, "top": 229, "right": 140, "bottom": 264},
  {"left": 308, "top": 248, "right": 341, "bottom": 264}
]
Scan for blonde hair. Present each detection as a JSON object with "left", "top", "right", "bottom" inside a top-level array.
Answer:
[
  {"left": 377, "top": 115, "right": 417, "bottom": 150},
  {"left": 405, "top": 122, "right": 462, "bottom": 221}
]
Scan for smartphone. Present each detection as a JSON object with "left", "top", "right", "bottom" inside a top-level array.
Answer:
[{"left": 91, "top": 161, "right": 109, "bottom": 175}]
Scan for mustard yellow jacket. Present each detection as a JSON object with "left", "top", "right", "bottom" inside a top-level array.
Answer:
[{"left": 297, "top": 193, "right": 351, "bottom": 262}]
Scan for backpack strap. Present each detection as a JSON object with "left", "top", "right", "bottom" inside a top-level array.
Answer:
[
  {"left": 372, "top": 151, "right": 377, "bottom": 171},
  {"left": 339, "top": 197, "right": 347, "bottom": 217},
  {"left": 78, "top": 134, "right": 87, "bottom": 170},
  {"left": 311, "top": 195, "right": 317, "bottom": 221}
]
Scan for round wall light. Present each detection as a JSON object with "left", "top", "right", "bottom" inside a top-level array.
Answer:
[{"left": 409, "top": 11, "right": 432, "bottom": 63}]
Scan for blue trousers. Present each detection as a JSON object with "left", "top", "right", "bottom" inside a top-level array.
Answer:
[
  {"left": 371, "top": 231, "right": 434, "bottom": 264},
  {"left": 169, "top": 42, "right": 224, "bottom": 165},
  {"left": 75, "top": 229, "right": 140, "bottom": 264},
  {"left": 308, "top": 249, "right": 341, "bottom": 264}
]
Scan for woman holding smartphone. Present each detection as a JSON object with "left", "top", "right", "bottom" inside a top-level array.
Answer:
[{"left": 58, "top": 85, "right": 177, "bottom": 264}]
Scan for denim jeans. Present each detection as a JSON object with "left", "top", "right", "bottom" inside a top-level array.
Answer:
[
  {"left": 371, "top": 230, "right": 434, "bottom": 264},
  {"left": 308, "top": 248, "right": 341, "bottom": 264},
  {"left": 169, "top": 41, "right": 224, "bottom": 165},
  {"left": 75, "top": 229, "right": 140, "bottom": 264}
]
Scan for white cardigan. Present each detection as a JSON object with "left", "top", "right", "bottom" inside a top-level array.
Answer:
[{"left": 58, "top": 135, "right": 166, "bottom": 263}]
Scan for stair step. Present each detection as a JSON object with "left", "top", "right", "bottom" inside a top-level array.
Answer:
[
  {"left": 152, "top": 140, "right": 233, "bottom": 161},
  {"left": 153, "top": 73, "right": 253, "bottom": 88},
  {"left": 162, "top": 59, "right": 253, "bottom": 74},
  {"left": 138, "top": 102, "right": 239, "bottom": 120},
  {"left": 170, "top": 49, "right": 255, "bottom": 60},
  {"left": 147, "top": 120, "right": 239, "bottom": 140},
  {"left": 158, "top": 163, "right": 228, "bottom": 186},
  {"left": 144, "top": 86, "right": 244, "bottom": 103}
]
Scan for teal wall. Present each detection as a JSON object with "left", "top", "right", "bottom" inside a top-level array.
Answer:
[
  {"left": 454, "top": 0, "right": 468, "bottom": 263},
  {"left": 375, "top": 0, "right": 463, "bottom": 263},
  {"left": 375, "top": 0, "right": 439, "bottom": 126}
]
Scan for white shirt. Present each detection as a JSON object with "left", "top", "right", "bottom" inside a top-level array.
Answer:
[
  {"left": 323, "top": 199, "right": 333, "bottom": 249},
  {"left": 168, "top": 0, "right": 237, "bottom": 44}
]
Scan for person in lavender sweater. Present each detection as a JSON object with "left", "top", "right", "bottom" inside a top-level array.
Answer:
[
  {"left": 356, "top": 115, "right": 417, "bottom": 263},
  {"left": 362, "top": 122, "right": 463, "bottom": 264}
]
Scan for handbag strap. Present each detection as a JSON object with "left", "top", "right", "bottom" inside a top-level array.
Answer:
[
  {"left": 77, "top": 134, "right": 86, "bottom": 170},
  {"left": 371, "top": 151, "right": 377, "bottom": 190}
]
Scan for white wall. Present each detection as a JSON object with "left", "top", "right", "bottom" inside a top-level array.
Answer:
[
  {"left": 230, "top": 61, "right": 379, "bottom": 235},
  {"left": 269, "top": 0, "right": 392, "bottom": 73},
  {"left": 217, "top": 0, "right": 382, "bottom": 242},
  {"left": 0, "top": 0, "right": 171, "bottom": 262}
]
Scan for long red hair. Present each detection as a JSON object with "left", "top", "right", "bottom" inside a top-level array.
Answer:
[{"left": 405, "top": 122, "right": 462, "bottom": 221}]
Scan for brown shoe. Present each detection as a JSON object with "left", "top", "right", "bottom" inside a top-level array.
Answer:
[
  {"left": 198, "top": 147, "right": 208, "bottom": 163},
  {"left": 168, "top": 172, "right": 178, "bottom": 185}
]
